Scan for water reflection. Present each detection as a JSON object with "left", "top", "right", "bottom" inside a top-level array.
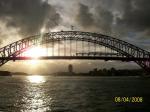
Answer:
[
  {"left": 20, "top": 76, "right": 52, "bottom": 112},
  {"left": 27, "top": 75, "right": 45, "bottom": 83}
]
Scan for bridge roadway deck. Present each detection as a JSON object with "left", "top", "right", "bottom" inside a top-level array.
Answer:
[{"left": 0, "top": 56, "right": 149, "bottom": 61}]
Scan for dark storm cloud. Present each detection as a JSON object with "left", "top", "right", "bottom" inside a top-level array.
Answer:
[
  {"left": 75, "top": 0, "right": 150, "bottom": 38},
  {"left": 116, "top": 0, "right": 150, "bottom": 32},
  {"left": 76, "top": 3, "right": 113, "bottom": 33},
  {"left": 0, "top": 0, "right": 61, "bottom": 36},
  {"left": 76, "top": 3, "right": 95, "bottom": 28},
  {"left": 94, "top": 6, "right": 113, "bottom": 33}
]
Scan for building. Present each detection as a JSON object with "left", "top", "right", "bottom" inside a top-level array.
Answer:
[{"left": 68, "top": 64, "right": 73, "bottom": 73}]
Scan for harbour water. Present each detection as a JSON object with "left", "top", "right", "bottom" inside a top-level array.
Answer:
[{"left": 0, "top": 76, "right": 150, "bottom": 112}]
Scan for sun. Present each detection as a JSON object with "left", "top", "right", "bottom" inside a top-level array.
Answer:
[
  {"left": 24, "top": 47, "right": 47, "bottom": 58},
  {"left": 23, "top": 46, "right": 54, "bottom": 66},
  {"left": 23, "top": 47, "right": 47, "bottom": 65}
]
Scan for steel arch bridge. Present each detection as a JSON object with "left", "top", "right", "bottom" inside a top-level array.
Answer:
[{"left": 0, "top": 31, "right": 150, "bottom": 73}]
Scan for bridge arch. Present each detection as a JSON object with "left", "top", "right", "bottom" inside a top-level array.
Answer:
[{"left": 0, "top": 31, "right": 150, "bottom": 73}]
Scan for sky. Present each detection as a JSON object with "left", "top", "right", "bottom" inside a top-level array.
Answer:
[{"left": 0, "top": 0, "right": 150, "bottom": 74}]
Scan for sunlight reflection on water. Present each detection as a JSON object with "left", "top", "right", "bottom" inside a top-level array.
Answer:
[
  {"left": 21, "top": 76, "right": 52, "bottom": 112},
  {"left": 27, "top": 75, "right": 45, "bottom": 83},
  {"left": 0, "top": 76, "right": 150, "bottom": 112}
]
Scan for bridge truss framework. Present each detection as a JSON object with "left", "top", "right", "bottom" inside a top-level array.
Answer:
[{"left": 0, "top": 31, "right": 150, "bottom": 74}]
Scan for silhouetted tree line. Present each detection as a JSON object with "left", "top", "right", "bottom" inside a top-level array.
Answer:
[{"left": 88, "top": 68, "right": 144, "bottom": 76}]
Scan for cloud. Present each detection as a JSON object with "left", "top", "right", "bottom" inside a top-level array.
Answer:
[
  {"left": 0, "top": 0, "right": 61, "bottom": 37},
  {"left": 94, "top": 6, "right": 113, "bottom": 33},
  {"left": 76, "top": 3, "right": 114, "bottom": 34},
  {"left": 74, "top": 0, "right": 150, "bottom": 39},
  {"left": 116, "top": 0, "right": 150, "bottom": 33},
  {"left": 0, "top": 0, "right": 149, "bottom": 41},
  {"left": 76, "top": 3, "right": 95, "bottom": 28}
]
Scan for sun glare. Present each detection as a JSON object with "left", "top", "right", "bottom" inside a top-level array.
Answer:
[
  {"left": 40, "top": 27, "right": 46, "bottom": 33},
  {"left": 24, "top": 47, "right": 47, "bottom": 58},
  {"left": 23, "top": 47, "right": 47, "bottom": 65}
]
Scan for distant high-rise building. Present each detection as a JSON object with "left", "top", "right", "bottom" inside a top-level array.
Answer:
[{"left": 68, "top": 64, "right": 73, "bottom": 73}]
